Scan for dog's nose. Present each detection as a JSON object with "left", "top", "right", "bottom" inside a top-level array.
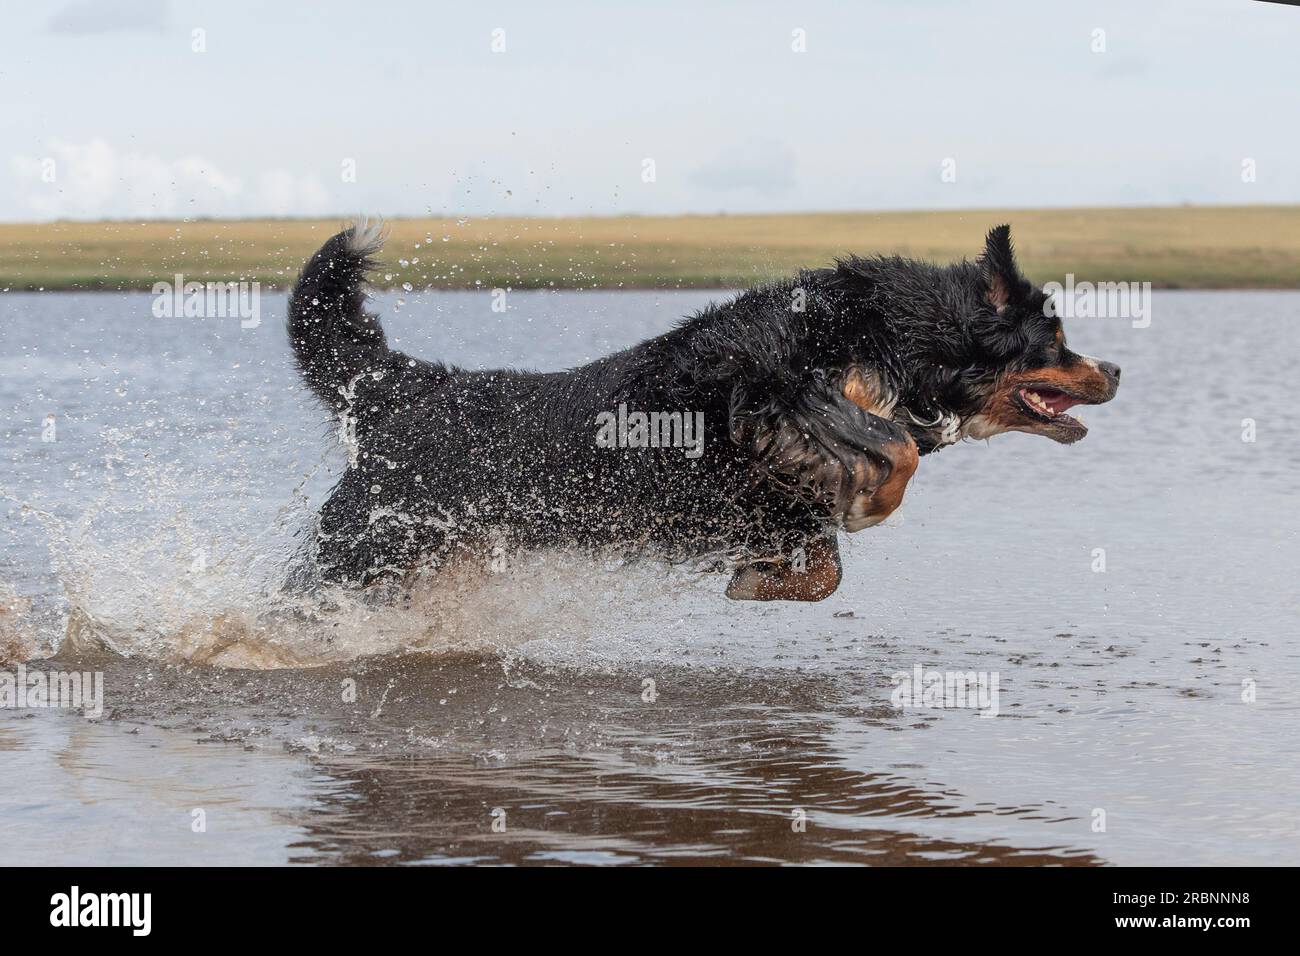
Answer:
[{"left": 1098, "top": 360, "right": 1121, "bottom": 383}]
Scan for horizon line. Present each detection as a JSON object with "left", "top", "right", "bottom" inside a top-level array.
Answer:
[{"left": 3, "top": 201, "right": 1299, "bottom": 228}]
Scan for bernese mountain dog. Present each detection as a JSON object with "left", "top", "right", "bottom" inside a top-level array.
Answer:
[{"left": 287, "top": 222, "right": 1119, "bottom": 601}]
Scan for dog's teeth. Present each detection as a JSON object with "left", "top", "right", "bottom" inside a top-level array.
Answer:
[{"left": 1023, "top": 389, "right": 1055, "bottom": 415}]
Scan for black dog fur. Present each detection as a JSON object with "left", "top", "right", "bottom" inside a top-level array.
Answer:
[{"left": 287, "top": 222, "right": 1119, "bottom": 599}]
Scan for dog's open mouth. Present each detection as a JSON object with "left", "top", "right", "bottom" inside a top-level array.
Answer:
[{"left": 1013, "top": 385, "right": 1090, "bottom": 439}]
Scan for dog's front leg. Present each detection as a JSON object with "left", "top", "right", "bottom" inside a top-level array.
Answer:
[
  {"left": 744, "top": 368, "right": 920, "bottom": 533},
  {"left": 725, "top": 533, "right": 842, "bottom": 601},
  {"left": 839, "top": 367, "right": 919, "bottom": 530}
]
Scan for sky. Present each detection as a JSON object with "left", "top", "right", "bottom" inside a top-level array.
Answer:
[{"left": 1, "top": 0, "right": 1298, "bottom": 221}]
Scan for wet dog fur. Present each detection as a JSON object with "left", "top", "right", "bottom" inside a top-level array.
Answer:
[{"left": 287, "top": 223, "right": 1120, "bottom": 600}]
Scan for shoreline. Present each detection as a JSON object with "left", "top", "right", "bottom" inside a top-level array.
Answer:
[{"left": 4, "top": 205, "right": 1300, "bottom": 292}]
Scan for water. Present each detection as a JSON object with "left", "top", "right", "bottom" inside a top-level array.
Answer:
[{"left": 1, "top": 287, "right": 1296, "bottom": 865}]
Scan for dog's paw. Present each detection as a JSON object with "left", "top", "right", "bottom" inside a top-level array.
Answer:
[
  {"left": 725, "top": 538, "right": 843, "bottom": 602},
  {"left": 724, "top": 564, "right": 768, "bottom": 600}
]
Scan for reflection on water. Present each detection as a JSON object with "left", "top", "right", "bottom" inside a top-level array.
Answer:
[
  {"left": 293, "top": 753, "right": 1097, "bottom": 866},
  {"left": 1, "top": 656, "right": 1100, "bottom": 865}
]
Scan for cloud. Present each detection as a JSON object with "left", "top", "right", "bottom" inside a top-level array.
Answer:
[
  {"left": 689, "top": 140, "right": 797, "bottom": 196},
  {"left": 9, "top": 139, "right": 330, "bottom": 220},
  {"left": 47, "top": 0, "right": 169, "bottom": 35},
  {"left": 256, "top": 170, "right": 330, "bottom": 217},
  {"left": 1093, "top": 56, "right": 1150, "bottom": 80}
]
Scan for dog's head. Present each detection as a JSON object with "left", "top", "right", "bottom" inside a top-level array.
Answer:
[{"left": 889, "top": 225, "right": 1121, "bottom": 452}]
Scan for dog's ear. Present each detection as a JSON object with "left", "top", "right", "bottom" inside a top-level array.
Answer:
[{"left": 978, "top": 224, "right": 1025, "bottom": 313}]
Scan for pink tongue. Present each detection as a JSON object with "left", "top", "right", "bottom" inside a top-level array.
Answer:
[{"left": 1040, "top": 390, "right": 1082, "bottom": 415}]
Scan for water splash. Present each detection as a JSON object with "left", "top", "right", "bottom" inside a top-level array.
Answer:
[
  {"left": 0, "top": 580, "right": 36, "bottom": 665},
  {"left": 4, "top": 429, "right": 723, "bottom": 669}
]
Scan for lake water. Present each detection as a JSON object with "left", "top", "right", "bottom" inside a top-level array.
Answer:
[{"left": 1, "top": 286, "right": 1296, "bottom": 865}]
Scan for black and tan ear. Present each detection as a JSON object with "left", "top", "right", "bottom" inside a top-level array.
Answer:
[{"left": 978, "top": 224, "right": 1025, "bottom": 312}]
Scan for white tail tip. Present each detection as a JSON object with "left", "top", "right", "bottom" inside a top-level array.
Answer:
[{"left": 345, "top": 216, "right": 388, "bottom": 256}]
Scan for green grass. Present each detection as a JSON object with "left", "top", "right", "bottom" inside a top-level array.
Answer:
[{"left": 2, "top": 205, "right": 1300, "bottom": 291}]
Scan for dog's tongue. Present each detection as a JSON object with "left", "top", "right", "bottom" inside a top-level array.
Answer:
[{"left": 1040, "top": 389, "right": 1083, "bottom": 415}]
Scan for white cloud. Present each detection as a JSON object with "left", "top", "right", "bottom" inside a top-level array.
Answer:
[
  {"left": 689, "top": 140, "right": 797, "bottom": 197},
  {"left": 256, "top": 170, "right": 330, "bottom": 218},
  {"left": 47, "top": 0, "right": 169, "bottom": 36},
  {"left": 9, "top": 139, "right": 331, "bottom": 220}
]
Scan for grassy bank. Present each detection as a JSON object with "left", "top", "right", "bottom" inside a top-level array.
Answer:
[{"left": 2, "top": 205, "right": 1299, "bottom": 292}]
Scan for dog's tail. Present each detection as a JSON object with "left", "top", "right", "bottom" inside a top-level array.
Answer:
[{"left": 287, "top": 218, "right": 390, "bottom": 411}]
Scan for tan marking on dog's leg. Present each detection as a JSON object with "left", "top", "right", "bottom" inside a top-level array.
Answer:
[
  {"left": 726, "top": 536, "right": 842, "bottom": 602},
  {"left": 865, "top": 433, "right": 918, "bottom": 520},
  {"left": 843, "top": 367, "right": 897, "bottom": 418},
  {"left": 843, "top": 428, "right": 919, "bottom": 531}
]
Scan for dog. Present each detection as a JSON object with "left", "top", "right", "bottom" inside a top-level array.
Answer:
[{"left": 287, "top": 222, "right": 1119, "bottom": 601}]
